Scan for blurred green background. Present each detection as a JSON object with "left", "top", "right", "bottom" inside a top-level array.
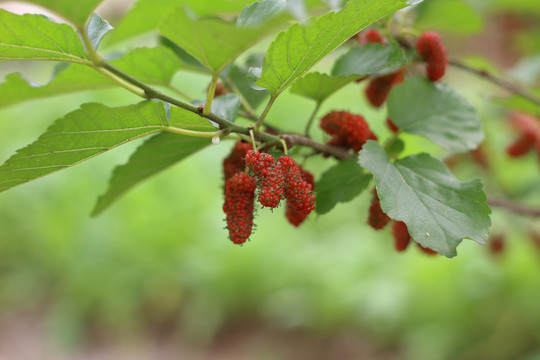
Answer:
[{"left": 1, "top": 0, "right": 540, "bottom": 359}]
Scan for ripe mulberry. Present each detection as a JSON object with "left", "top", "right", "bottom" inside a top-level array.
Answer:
[
  {"left": 223, "top": 172, "right": 257, "bottom": 244},
  {"left": 223, "top": 141, "right": 252, "bottom": 181},
  {"left": 391, "top": 221, "right": 410, "bottom": 252},
  {"left": 365, "top": 68, "right": 405, "bottom": 108},
  {"left": 320, "top": 111, "right": 377, "bottom": 152},
  {"left": 386, "top": 118, "right": 399, "bottom": 134},
  {"left": 359, "top": 29, "right": 386, "bottom": 45},
  {"left": 367, "top": 188, "right": 391, "bottom": 230},
  {"left": 245, "top": 150, "right": 285, "bottom": 208},
  {"left": 286, "top": 169, "right": 315, "bottom": 227},
  {"left": 279, "top": 156, "right": 315, "bottom": 216},
  {"left": 416, "top": 32, "right": 447, "bottom": 82},
  {"left": 506, "top": 133, "right": 535, "bottom": 157},
  {"left": 417, "top": 243, "right": 438, "bottom": 255}
]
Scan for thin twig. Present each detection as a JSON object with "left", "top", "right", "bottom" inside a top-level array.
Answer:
[
  {"left": 488, "top": 198, "right": 540, "bottom": 217},
  {"left": 281, "top": 134, "right": 353, "bottom": 159}
]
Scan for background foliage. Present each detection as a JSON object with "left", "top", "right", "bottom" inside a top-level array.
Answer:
[{"left": 0, "top": 0, "right": 540, "bottom": 359}]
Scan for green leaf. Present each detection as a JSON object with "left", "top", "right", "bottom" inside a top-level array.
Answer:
[
  {"left": 0, "top": 10, "right": 88, "bottom": 63},
  {"left": 414, "top": 0, "right": 483, "bottom": 35},
  {"left": 228, "top": 62, "right": 269, "bottom": 110},
  {"left": 331, "top": 43, "right": 406, "bottom": 77},
  {"left": 0, "top": 47, "right": 183, "bottom": 108},
  {"left": 85, "top": 13, "right": 113, "bottom": 50},
  {"left": 387, "top": 76, "right": 483, "bottom": 154},
  {"left": 92, "top": 107, "right": 215, "bottom": 216},
  {"left": 0, "top": 101, "right": 172, "bottom": 194},
  {"left": 315, "top": 158, "right": 373, "bottom": 214},
  {"left": 159, "top": 7, "right": 284, "bottom": 74},
  {"left": 211, "top": 94, "right": 242, "bottom": 122},
  {"left": 290, "top": 72, "right": 358, "bottom": 103},
  {"left": 20, "top": 0, "right": 104, "bottom": 27},
  {"left": 358, "top": 141, "right": 491, "bottom": 258},
  {"left": 255, "top": 0, "right": 413, "bottom": 96},
  {"left": 237, "top": 0, "right": 287, "bottom": 26}
]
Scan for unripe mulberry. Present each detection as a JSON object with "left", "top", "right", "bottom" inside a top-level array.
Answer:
[
  {"left": 279, "top": 156, "right": 315, "bottom": 216},
  {"left": 286, "top": 169, "right": 315, "bottom": 227},
  {"left": 367, "top": 188, "right": 391, "bottom": 230},
  {"left": 416, "top": 32, "right": 447, "bottom": 82},
  {"left": 365, "top": 68, "right": 405, "bottom": 108},
  {"left": 223, "top": 172, "right": 257, "bottom": 244},
  {"left": 320, "top": 111, "right": 377, "bottom": 152},
  {"left": 223, "top": 141, "right": 252, "bottom": 181},
  {"left": 392, "top": 221, "right": 410, "bottom": 252},
  {"left": 359, "top": 29, "right": 386, "bottom": 45}
]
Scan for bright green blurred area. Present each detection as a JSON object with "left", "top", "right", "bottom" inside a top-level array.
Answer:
[{"left": 1, "top": 0, "right": 540, "bottom": 359}]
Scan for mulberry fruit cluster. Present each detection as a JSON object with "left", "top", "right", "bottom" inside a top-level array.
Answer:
[
  {"left": 416, "top": 32, "right": 447, "bottom": 82},
  {"left": 320, "top": 111, "right": 377, "bottom": 152},
  {"left": 222, "top": 144, "right": 316, "bottom": 244}
]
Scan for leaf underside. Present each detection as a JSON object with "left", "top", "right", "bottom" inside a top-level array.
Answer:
[{"left": 358, "top": 141, "right": 491, "bottom": 258}]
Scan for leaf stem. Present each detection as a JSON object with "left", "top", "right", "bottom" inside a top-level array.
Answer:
[
  {"left": 305, "top": 102, "right": 322, "bottom": 137},
  {"left": 255, "top": 95, "right": 277, "bottom": 131},
  {"left": 163, "top": 126, "right": 219, "bottom": 138},
  {"left": 204, "top": 74, "right": 219, "bottom": 115}
]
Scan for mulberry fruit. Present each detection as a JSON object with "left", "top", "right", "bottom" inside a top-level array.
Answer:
[
  {"left": 365, "top": 68, "right": 405, "bottom": 108},
  {"left": 416, "top": 32, "right": 447, "bottom": 82},
  {"left": 320, "top": 111, "right": 377, "bottom": 152},
  {"left": 223, "top": 172, "right": 257, "bottom": 244},
  {"left": 286, "top": 169, "right": 315, "bottom": 227},
  {"left": 223, "top": 140, "right": 252, "bottom": 181},
  {"left": 391, "top": 221, "right": 410, "bottom": 252},
  {"left": 279, "top": 156, "right": 315, "bottom": 216},
  {"left": 359, "top": 29, "right": 386, "bottom": 45},
  {"left": 245, "top": 150, "right": 285, "bottom": 208},
  {"left": 367, "top": 188, "right": 391, "bottom": 230}
]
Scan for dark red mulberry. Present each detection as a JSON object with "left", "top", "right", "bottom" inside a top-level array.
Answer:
[
  {"left": 245, "top": 150, "right": 285, "bottom": 208},
  {"left": 416, "top": 32, "right": 447, "bottom": 82},
  {"left": 320, "top": 111, "right": 377, "bottom": 152},
  {"left": 392, "top": 221, "right": 410, "bottom": 252},
  {"left": 285, "top": 169, "right": 315, "bottom": 227},
  {"left": 367, "top": 188, "right": 391, "bottom": 230},
  {"left": 279, "top": 156, "right": 315, "bottom": 216},
  {"left": 359, "top": 29, "right": 386, "bottom": 45},
  {"left": 365, "top": 68, "right": 405, "bottom": 108},
  {"left": 223, "top": 172, "right": 257, "bottom": 244},
  {"left": 223, "top": 141, "right": 252, "bottom": 181}
]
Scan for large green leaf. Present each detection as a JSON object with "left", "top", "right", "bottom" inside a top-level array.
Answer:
[
  {"left": 387, "top": 76, "right": 483, "bottom": 154},
  {"left": 255, "top": 0, "right": 414, "bottom": 96},
  {"left": 159, "top": 7, "right": 285, "bottom": 74},
  {"left": 331, "top": 43, "right": 406, "bottom": 77},
  {"left": 0, "top": 101, "right": 174, "bottom": 194},
  {"left": 0, "top": 47, "right": 183, "bottom": 108},
  {"left": 106, "top": 0, "right": 255, "bottom": 45},
  {"left": 315, "top": 158, "right": 372, "bottom": 214},
  {"left": 19, "top": 0, "right": 104, "bottom": 27},
  {"left": 290, "top": 72, "right": 359, "bottom": 103},
  {"left": 0, "top": 10, "right": 88, "bottom": 63},
  {"left": 92, "top": 107, "right": 215, "bottom": 216},
  {"left": 358, "top": 141, "right": 491, "bottom": 258}
]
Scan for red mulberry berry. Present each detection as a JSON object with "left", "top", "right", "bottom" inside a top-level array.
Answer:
[
  {"left": 367, "top": 188, "right": 391, "bottom": 230},
  {"left": 365, "top": 68, "right": 405, "bottom": 108},
  {"left": 417, "top": 243, "right": 438, "bottom": 255},
  {"left": 245, "top": 150, "right": 285, "bottom": 208},
  {"left": 416, "top": 32, "right": 447, "bottom": 82},
  {"left": 506, "top": 133, "right": 535, "bottom": 157},
  {"left": 286, "top": 169, "right": 315, "bottom": 227},
  {"left": 245, "top": 150, "right": 275, "bottom": 175},
  {"left": 213, "top": 81, "right": 229, "bottom": 97},
  {"left": 386, "top": 118, "right": 399, "bottom": 133},
  {"left": 320, "top": 111, "right": 377, "bottom": 152},
  {"left": 489, "top": 235, "right": 504, "bottom": 254},
  {"left": 223, "top": 172, "right": 257, "bottom": 244},
  {"left": 392, "top": 221, "right": 410, "bottom": 252},
  {"left": 360, "top": 29, "right": 386, "bottom": 45},
  {"left": 279, "top": 156, "right": 315, "bottom": 216},
  {"left": 223, "top": 140, "right": 252, "bottom": 181}
]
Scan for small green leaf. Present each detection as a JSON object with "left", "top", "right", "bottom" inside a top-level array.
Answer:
[
  {"left": 85, "top": 13, "right": 113, "bottom": 50},
  {"left": 159, "top": 8, "right": 285, "bottom": 74},
  {"left": 0, "top": 10, "right": 88, "bottom": 63},
  {"left": 92, "top": 107, "right": 215, "bottom": 216},
  {"left": 0, "top": 47, "right": 183, "bottom": 108},
  {"left": 387, "top": 76, "right": 483, "bottom": 154},
  {"left": 315, "top": 158, "right": 372, "bottom": 214},
  {"left": 358, "top": 141, "right": 491, "bottom": 258},
  {"left": 331, "top": 43, "right": 406, "bottom": 77},
  {"left": 0, "top": 101, "right": 171, "bottom": 194},
  {"left": 237, "top": 0, "right": 287, "bottom": 27},
  {"left": 228, "top": 62, "right": 269, "bottom": 110},
  {"left": 21, "top": 0, "right": 104, "bottom": 27},
  {"left": 290, "top": 72, "right": 359, "bottom": 103},
  {"left": 256, "top": 0, "right": 412, "bottom": 95}
]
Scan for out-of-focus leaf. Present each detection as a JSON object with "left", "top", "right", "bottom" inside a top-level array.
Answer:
[
  {"left": 290, "top": 72, "right": 359, "bottom": 103},
  {"left": 331, "top": 43, "right": 406, "bottom": 77},
  {"left": 414, "top": 0, "right": 483, "bottom": 35},
  {"left": 0, "top": 10, "right": 88, "bottom": 63},
  {"left": 358, "top": 141, "right": 491, "bottom": 258},
  {"left": 19, "top": 0, "right": 104, "bottom": 27},
  {"left": 237, "top": 0, "right": 287, "bottom": 26},
  {"left": 315, "top": 158, "right": 372, "bottom": 214},
  {"left": 387, "top": 76, "right": 483, "bottom": 154},
  {"left": 85, "top": 12, "right": 113, "bottom": 50}
]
